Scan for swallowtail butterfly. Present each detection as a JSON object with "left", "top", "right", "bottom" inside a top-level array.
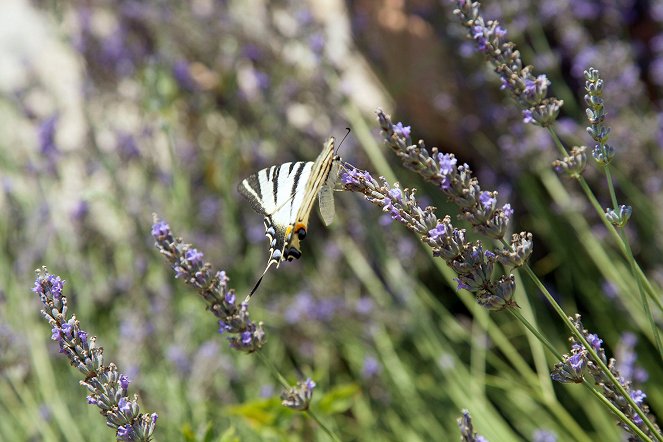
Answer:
[{"left": 239, "top": 137, "right": 341, "bottom": 298}]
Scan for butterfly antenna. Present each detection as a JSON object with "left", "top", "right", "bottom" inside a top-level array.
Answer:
[{"left": 334, "top": 127, "right": 351, "bottom": 155}]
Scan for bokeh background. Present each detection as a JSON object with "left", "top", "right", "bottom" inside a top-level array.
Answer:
[{"left": 1, "top": 0, "right": 663, "bottom": 440}]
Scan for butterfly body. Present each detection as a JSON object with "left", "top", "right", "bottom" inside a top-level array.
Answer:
[{"left": 238, "top": 137, "right": 340, "bottom": 297}]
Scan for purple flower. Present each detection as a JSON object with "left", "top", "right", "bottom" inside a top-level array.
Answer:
[
  {"left": 119, "top": 375, "right": 130, "bottom": 390},
  {"left": 241, "top": 331, "right": 252, "bottom": 345},
  {"left": 61, "top": 322, "right": 73, "bottom": 338},
  {"left": 51, "top": 327, "right": 62, "bottom": 342},
  {"left": 86, "top": 396, "right": 97, "bottom": 405},
  {"left": 224, "top": 290, "right": 235, "bottom": 305},
  {"left": 47, "top": 275, "right": 64, "bottom": 298},
  {"left": 586, "top": 333, "right": 603, "bottom": 350},
  {"left": 393, "top": 122, "right": 411, "bottom": 138},
  {"left": 479, "top": 191, "right": 496, "bottom": 209},
  {"left": 630, "top": 389, "right": 646, "bottom": 405},
  {"left": 522, "top": 109, "right": 534, "bottom": 124},
  {"left": 454, "top": 278, "right": 472, "bottom": 291},
  {"left": 304, "top": 378, "right": 316, "bottom": 393},
  {"left": 118, "top": 397, "right": 132, "bottom": 413},
  {"left": 218, "top": 320, "right": 232, "bottom": 334},
  {"left": 340, "top": 168, "right": 373, "bottom": 186},
  {"left": 428, "top": 223, "right": 447, "bottom": 240},
  {"left": 502, "top": 203, "right": 514, "bottom": 219},
  {"left": 184, "top": 249, "right": 204, "bottom": 267},
  {"left": 116, "top": 425, "right": 132, "bottom": 439},
  {"left": 568, "top": 353, "right": 585, "bottom": 372},
  {"left": 151, "top": 221, "right": 170, "bottom": 239},
  {"left": 437, "top": 153, "right": 457, "bottom": 175},
  {"left": 388, "top": 188, "right": 402, "bottom": 202},
  {"left": 77, "top": 330, "right": 88, "bottom": 344}
]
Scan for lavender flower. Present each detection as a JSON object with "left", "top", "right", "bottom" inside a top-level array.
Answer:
[
  {"left": 281, "top": 378, "right": 316, "bottom": 411},
  {"left": 552, "top": 146, "right": 588, "bottom": 178},
  {"left": 340, "top": 165, "right": 519, "bottom": 311},
  {"left": 457, "top": 410, "right": 488, "bottom": 442},
  {"left": 152, "top": 215, "right": 265, "bottom": 352},
  {"left": 377, "top": 109, "right": 525, "bottom": 242},
  {"left": 551, "top": 315, "right": 660, "bottom": 438},
  {"left": 33, "top": 268, "right": 158, "bottom": 441},
  {"left": 453, "top": 1, "right": 563, "bottom": 127},
  {"left": 584, "top": 68, "right": 615, "bottom": 166}
]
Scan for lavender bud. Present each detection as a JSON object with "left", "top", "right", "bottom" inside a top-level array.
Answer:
[{"left": 605, "top": 205, "right": 632, "bottom": 227}]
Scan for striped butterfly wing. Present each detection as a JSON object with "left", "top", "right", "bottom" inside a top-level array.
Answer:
[{"left": 238, "top": 160, "right": 314, "bottom": 268}]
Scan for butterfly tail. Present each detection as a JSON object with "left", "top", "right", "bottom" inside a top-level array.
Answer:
[{"left": 244, "top": 260, "right": 276, "bottom": 303}]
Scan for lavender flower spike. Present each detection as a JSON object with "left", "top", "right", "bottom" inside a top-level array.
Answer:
[
  {"left": 551, "top": 315, "right": 660, "bottom": 439},
  {"left": 152, "top": 214, "right": 266, "bottom": 353},
  {"left": 453, "top": 1, "right": 563, "bottom": 127},
  {"left": 340, "top": 165, "right": 518, "bottom": 311},
  {"left": 376, "top": 109, "right": 525, "bottom": 243},
  {"left": 281, "top": 378, "right": 317, "bottom": 411},
  {"left": 33, "top": 268, "right": 158, "bottom": 441}
]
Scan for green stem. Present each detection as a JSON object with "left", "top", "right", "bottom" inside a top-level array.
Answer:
[{"left": 620, "top": 230, "right": 663, "bottom": 360}]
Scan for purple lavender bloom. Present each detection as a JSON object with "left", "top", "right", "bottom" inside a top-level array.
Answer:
[
  {"left": 241, "top": 331, "right": 252, "bottom": 345},
  {"left": 184, "top": 249, "right": 204, "bottom": 267},
  {"left": 118, "top": 397, "right": 131, "bottom": 413},
  {"left": 630, "top": 389, "right": 646, "bottom": 405},
  {"left": 119, "top": 375, "right": 130, "bottom": 390},
  {"left": 437, "top": 153, "right": 457, "bottom": 175},
  {"left": 428, "top": 223, "right": 447, "bottom": 240},
  {"left": 479, "top": 191, "right": 496, "bottom": 209},
  {"left": 502, "top": 204, "right": 514, "bottom": 219},
  {"left": 393, "top": 122, "right": 411, "bottom": 138},
  {"left": 454, "top": 278, "right": 472, "bottom": 291},
  {"left": 77, "top": 330, "right": 88, "bottom": 344},
  {"left": 51, "top": 327, "right": 62, "bottom": 342},
  {"left": 225, "top": 290, "right": 235, "bottom": 305},
  {"left": 151, "top": 220, "right": 170, "bottom": 239},
  {"left": 116, "top": 425, "right": 132, "bottom": 440},
  {"left": 388, "top": 188, "right": 402, "bottom": 202},
  {"left": 341, "top": 168, "right": 374, "bottom": 186},
  {"left": 586, "top": 333, "right": 603, "bottom": 351},
  {"left": 522, "top": 109, "right": 534, "bottom": 124},
  {"left": 568, "top": 352, "right": 585, "bottom": 371},
  {"left": 61, "top": 322, "right": 73, "bottom": 338}
]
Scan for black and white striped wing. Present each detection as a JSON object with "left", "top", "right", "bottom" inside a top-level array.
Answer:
[{"left": 238, "top": 161, "right": 313, "bottom": 266}]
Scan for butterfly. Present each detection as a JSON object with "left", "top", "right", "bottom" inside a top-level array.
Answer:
[{"left": 238, "top": 137, "right": 342, "bottom": 299}]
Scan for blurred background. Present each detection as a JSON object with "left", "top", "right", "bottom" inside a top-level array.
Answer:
[{"left": 1, "top": 0, "right": 662, "bottom": 440}]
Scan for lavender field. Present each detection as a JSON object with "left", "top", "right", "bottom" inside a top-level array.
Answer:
[{"left": 2, "top": 0, "right": 663, "bottom": 441}]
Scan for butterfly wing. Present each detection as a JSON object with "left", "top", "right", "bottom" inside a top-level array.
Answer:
[
  {"left": 239, "top": 161, "right": 313, "bottom": 267},
  {"left": 318, "top": 156, "right": 340, "bottom": 226}
]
